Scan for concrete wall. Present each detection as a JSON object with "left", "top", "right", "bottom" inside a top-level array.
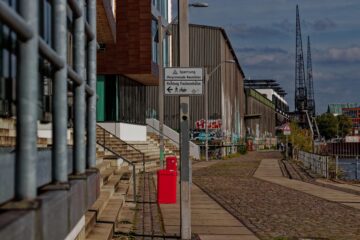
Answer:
[{"left": 98, "top": 122, "right": 147, "bottom": 141}]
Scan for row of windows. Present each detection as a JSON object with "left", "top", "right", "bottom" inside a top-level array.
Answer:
[
  {"left": 0, "top": 0, "right": 87, "bottom": 124},
  {"left": 96, "top": 75, "right": 146, "bottom": 124},
  {"left": 343, "top": 109, "right": 360, "bottom": 119}
]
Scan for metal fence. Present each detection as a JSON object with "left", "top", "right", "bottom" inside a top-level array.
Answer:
[
  {"left": 296, "top": 150, "right": 330, "bottom": 178},
  {"left": 326, "top": 142, "right": 360, "bottom": 157},
  {"left": 0, "top": 0, "right": 96, "bottom": 201}
]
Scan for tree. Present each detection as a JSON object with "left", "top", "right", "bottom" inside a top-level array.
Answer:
[
  {"left": 337, "top": 115, "right": 353, "bottom": 137},
  {"left": 316, "top": 113, "right": 353, "bottom": 140},
  {"left": 279, "top": 121, "right": 312, "bottom": 152},
  {"left": 316, "top": 113, "right": 338, "bottom": 140}
]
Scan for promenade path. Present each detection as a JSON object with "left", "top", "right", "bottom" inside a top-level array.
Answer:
[
  {"left": 159, "top": 161, "right": 259, "bottom": 240},
  {"left": 192, "top": 152, "right": 360, "bottom": 239},
  {"left": 254, "top": 158, "right": 360, "bottom": 210}
]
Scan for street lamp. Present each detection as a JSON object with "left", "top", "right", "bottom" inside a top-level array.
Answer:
[
  {"left": 205, "top": 60, "right": 236, "bottom": 162},
  {"left": 158, "top": 2, "right": 208, "bottom": 169}
]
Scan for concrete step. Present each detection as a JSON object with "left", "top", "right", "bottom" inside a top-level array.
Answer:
[
  {"left": 96, "top": 161, "right": 110, "bottom": 173},
  {"left": 0, "top": 136, "right": 48, "bottom": 148},
  {"left": 97, "top": 194, "right": 123, "bottom": 223},
  {"left": 0, "top": 118, "right": 16, "bottom": 129},
  {"left": 85, "top": 211, "right": 97, "bottom": 237},
  {"left": 89, "top": 191, "right": 111, "bottom": 216},
  {"left": 85, "top": 223, "right": 113, "bottom": 240},
  {"left": 100, "top": 167, "right": 116, "bottom": 187},
  {"left": 115, "top": 202, "right": 136, "bottom": 233},
  {"left": 102, "top": 174, "right": 122, "bottom": 192}
]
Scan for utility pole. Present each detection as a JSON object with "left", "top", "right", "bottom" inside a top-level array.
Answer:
[
  {"left": 158, "top": 15, "right": 164, "bottom": 169},
  {"left": 179, "top": 0, "right": 191, "bottom": 239}
]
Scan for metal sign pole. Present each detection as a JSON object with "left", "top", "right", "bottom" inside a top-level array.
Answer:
[
  {"left": 158, "top": 15, "right": 164, "bottom": 169},
  {"left": 179, "top": 0, "right": 191, "bottom": 239},
  {"left": 285, "top": 135, "right": 288, "bottom": 160}
]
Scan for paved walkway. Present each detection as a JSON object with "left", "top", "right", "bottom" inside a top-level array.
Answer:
[
  {"left": 159, "top": 161, "right": 259, "bottom": 240},
  {"left": 254, "top": 158, "right": 360, "bottom": 210}
]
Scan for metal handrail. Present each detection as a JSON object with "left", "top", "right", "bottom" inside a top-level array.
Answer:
[
  {"left": 96, "top": 125, "right": 145, "bottom": 172},
  {"left": 0, "top": 1, "right": 95, "bottom": 97},
  {"left": 95, "top": 141, "right": 137, "bottom": 202},
  {"left": 146, "top": 123, "right": 179, "bottom": 147}
]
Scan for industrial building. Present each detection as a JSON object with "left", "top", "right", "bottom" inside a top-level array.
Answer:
[
  {"left": 244, "top": 79, "right": 289, "bottom": 138},
  {"left": 146, "top": 24, "right": 246, "bottom": 143}
]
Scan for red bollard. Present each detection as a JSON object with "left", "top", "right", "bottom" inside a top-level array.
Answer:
[
  {"left": 157, "top": 169, "right": 177, "bottom": 204},
  {"left": 166, "top": 156, "right": 177, "bottom": 171}
]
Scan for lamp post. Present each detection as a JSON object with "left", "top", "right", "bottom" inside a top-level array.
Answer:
[{"left": 205, "top": 60, "right": 235, "bottom": 162}]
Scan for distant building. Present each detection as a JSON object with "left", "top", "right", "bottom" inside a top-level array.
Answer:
[
  {"left": 243, "top": 79, "right": 290, "bottom": 138},
  {"left": 327, "top": 103, "right": 360, "bottom": 116},
  {"left": 244, "top": 88, "right": 276, "bottom": 138},
  {"left": 342, "top": 107, "right": 360, "bottom": 136}
]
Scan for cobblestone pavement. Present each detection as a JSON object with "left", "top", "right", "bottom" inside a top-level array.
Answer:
[
  {"left": 193, "top": 151, "right": 360, "bottom": 240},
  {"left": 133, "top": 172, "right": 165, "bottom": 239}
]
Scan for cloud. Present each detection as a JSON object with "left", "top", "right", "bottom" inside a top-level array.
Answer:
[
  {"left": 236, "top": 47, "right": 288, "bottom": 54},
  {"left": 314, "top": 46, "right": 360, "bottom": 63},
  {"left": 301, "top": 18, "right": 337, "bottom": 32},
  {"left": 225, "top": 24, "right": 287, "bottom": 39},
  {"left": 273, "top": 19, "right": 294, "bottom": 33},
  {"left": 311, "top": 18, "right": 337, "bottom": 31}
]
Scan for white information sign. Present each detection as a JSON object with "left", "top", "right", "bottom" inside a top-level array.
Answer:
[
  {"left": 283, "top": 124, "right": 291, "bottom": 135},
  {"left": 164, "top": 68, "right": 204, "bottom": 95}
]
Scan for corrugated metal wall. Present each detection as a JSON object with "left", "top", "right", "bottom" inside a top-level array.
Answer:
[
  {"left": 146, "top": 25, "right": 245, "bottom": 137},
  {"left": 245, "top": 92, "right": 276, "bottom": 137}
]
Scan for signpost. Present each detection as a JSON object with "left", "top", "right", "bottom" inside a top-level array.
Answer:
[
  {"left": 283, "top": 123, "right": 291, "bottom": 160},
  {"left": 164, "top": 68, "right": 204, "bottom": 96}
]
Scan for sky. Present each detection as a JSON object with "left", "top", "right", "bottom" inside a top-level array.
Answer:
[{"left": 173, "top": 0, "right": 360, "bottom": 114}]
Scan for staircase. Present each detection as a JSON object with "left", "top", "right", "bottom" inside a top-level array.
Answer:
[
  {"left": 148, "top": 132, "right": 179, "bottom": 155},
  {"left": 85, "top": 125, "right": 165, "bottom": 239},
  {"left": 0, "top": 118, "right": 51, "bottom": 148},
  {"left": 85, "top": 145, "right": 137, "bottom": 240}
]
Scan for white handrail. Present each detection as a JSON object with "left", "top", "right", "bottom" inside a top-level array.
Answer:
[{"left": 146, "top": 118, "right": 200, "bottom": 160}]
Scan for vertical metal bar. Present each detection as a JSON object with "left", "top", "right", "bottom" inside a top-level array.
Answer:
[
  {"left": 86, "top": 0, "right": 97, "bottom": 168},
  {"left": 158, "top": 15, "right": 164, "bottom": 169},
  {"left": 335, "top": 155, "right": 338, "bottom": 179},
  {"left": 52, "top": 0, "right": 68, "bottom": 183},
  {"left": 132, "top": 164, "right": 136, "bottom": 202},
  {"left": 179, "top": 1, "right": 191, "bottom": 239},
  {"left": 205, "top": 72, "right": 209, "bottom": 161},
  {"left": 16, "top": 0, "right": 39, "bottom": 200},
  {"left": 73, "top": 0, "right": 86, "bottom": 174}
]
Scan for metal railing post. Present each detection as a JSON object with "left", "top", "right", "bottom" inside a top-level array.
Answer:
[
  {"left": 15, "top": 0, "right": 39, "bottom": 200},
  {"left": 335, "top": 155, "right": 339, "bottom": 179},
  {"left": 73, "top": 0, "right": 86, "bottom": 174},
  {"left": 86, "top": 0, "right": 97, "bottom": 169},
  {"left": 133, "top": 164, "right": 136, "bottom": 202},
  {"left": 52, "top": 0, "right": 68, "bottom": 183}
]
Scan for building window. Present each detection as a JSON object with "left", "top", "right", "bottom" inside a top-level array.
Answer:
[
  {"left": 152, "top": 18, "right": 158, "bottom": 64},
  {"left": 97, "top": 75, "right": 146, "bottom": 124},
  {"left": 0, "top": 0, "right": 17, "bottom": 117}
]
